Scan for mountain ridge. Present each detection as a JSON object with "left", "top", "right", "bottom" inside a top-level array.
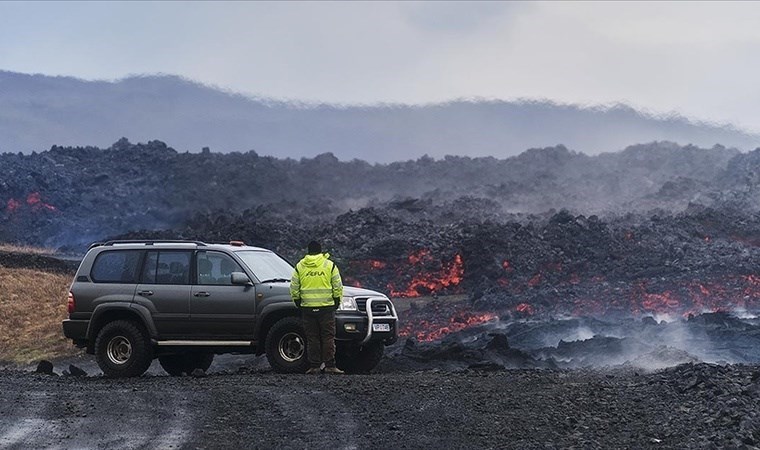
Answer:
[{"left": 1, "top": 70, "right": 758, "bottom": 162}]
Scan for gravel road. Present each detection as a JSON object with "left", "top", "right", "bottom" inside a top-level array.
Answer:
[{"left": 1, "top": 363, "right": 759, "bottom": 449}]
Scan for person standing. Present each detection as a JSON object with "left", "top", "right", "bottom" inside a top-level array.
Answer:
[{"left": 290, "top": 240, "right": 344, "bottom": 374}]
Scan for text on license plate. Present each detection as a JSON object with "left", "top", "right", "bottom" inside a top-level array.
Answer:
[{"left": 372, "top": 323, "right": 391, "bottom": 332}]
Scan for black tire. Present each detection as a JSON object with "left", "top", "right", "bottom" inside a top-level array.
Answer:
[
  {"left": 265, "top": 317, "right": 309, "bottom": 374},
  {"left": 94, "top": 320, "right": 153, "bottom": 378},
  {"left": 159, "top": 353, "right": 214, "bottom": 376},
  {"left": 336, "top": 342, "right": 384, "bottom": 374}
]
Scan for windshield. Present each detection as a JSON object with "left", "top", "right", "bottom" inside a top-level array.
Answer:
[{"left": 235, "top": 250, "right": 294, "bottom": 282}]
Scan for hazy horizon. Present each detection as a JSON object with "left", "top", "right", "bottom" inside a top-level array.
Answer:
[
  {"left": 2, "top": 2, "right": 760, "bottom": 133},
  {"left": 2, "top": 69, "right": 758, "bottom": 161},
  {"left": 7, "top": 69, "right": 757, "bottom": 137}
]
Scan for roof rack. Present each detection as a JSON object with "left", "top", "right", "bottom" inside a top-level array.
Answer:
[{"left": 95, "top": 240, "right": 208, "bottom": 247}]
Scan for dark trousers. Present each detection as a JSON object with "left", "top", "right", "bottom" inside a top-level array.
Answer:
[{"left": 302, "top": 309, "right": 336, "bottom": 368}]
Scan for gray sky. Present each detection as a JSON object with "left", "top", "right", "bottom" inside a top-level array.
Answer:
[{"left": 2, "top": 1, "right": 759, "bottom": 131}]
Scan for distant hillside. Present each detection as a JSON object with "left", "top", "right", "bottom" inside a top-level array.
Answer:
[{"left": 1, "top": 70, "right": 758, "bottom": 162}]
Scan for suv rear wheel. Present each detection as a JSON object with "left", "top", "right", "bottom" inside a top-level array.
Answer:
[
  {"left": 265, "top": 317, "right": 309, "bottom": 373},
  {"left": 159, "top": 353, "right": 214, "bottom": 376},
  {"left": 94, "top": 320, "right": 153, "bottom": 378}
]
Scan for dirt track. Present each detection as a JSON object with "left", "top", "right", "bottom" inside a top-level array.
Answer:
[{"left": 2, "top": 363, "right": 759, "bottom": 449}]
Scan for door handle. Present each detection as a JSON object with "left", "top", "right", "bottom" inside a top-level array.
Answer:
[
  {"left": 138, "top": 290, "right": 153, "bottom": 296},
  {"left": 194, "top": 292, "right": 210, "bottom": 297}
]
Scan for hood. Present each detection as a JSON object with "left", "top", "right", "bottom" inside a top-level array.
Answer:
[{"left": 342, "top": 285, "right": 387, "bottom": 298}]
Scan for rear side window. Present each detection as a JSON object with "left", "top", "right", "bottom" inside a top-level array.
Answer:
[
  {"left": 91, "top": 250, "right": 142, "bottom": 283},
  {"left": 141, "top": 251, "right": 191, "bottom": 285},
  {"left": 196, "top": 251, "right": 243, "bottom": 285}
]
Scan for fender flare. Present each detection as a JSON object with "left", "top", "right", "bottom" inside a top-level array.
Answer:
[
  {"left": 256, "top": 302, "right": 300, "bottom": 346},
  {"left": 86, "top": 303, "right": 158, "bottom": 340}
]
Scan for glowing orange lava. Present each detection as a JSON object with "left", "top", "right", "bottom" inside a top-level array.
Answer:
[
  {"left": 641, "top": 290, "right": 680, "bottom": 312},
  {"left": 515, "top": 303, "right": 534, "bottom": 315},
  {"left": 408, "top": 249, "right": 432, "bottom": 265},
  {"left": 6, "top": 198, "right": 21, "bottom": 213},
  {"left": 4, "top": 192, "right": 56, "bottom": 213},
  {"left": 389, "top": 252, "right": 464, "bottom": 298}
]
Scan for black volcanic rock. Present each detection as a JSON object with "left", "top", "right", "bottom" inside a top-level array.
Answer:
[
  {"left": 68, "top": 364, "right": 87, "bottom": 377},
  {"left": 396, "top": 330, "right": 545, "bottom": 370},
  {"left": 0, "top": 139, "right": 753, "bottom": 250},
  {"left": 34, "top": 360, "right": 54, "bottom": 375},
  {"left": 0, "top": 251, "right": 77, "bottom": 273}
]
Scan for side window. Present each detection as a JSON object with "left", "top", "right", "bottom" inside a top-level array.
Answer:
[
  {"left": 91, "top": 250, "right": 142, "bottom": 283},
  {"left": 197, "top": 251, "right": 243, "bottom": 286},
  {"left": 141, "top": 251, "right": 191, "bottom": 285}
]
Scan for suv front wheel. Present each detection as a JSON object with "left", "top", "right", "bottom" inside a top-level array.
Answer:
[
  {"left": 265, "top": 317, "right": 309, "bottom": 373},
  {"left": 94, "top": 320, "right": 153, "bottom": 378}
]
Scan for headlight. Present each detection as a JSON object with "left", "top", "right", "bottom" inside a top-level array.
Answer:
[{"left": 339, "top": 297, "right": 357, "bottom": 311}]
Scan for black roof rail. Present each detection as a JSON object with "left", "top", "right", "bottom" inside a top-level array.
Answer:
[{"left": 100, "top": 240, "right": 208, "bottom": 247}]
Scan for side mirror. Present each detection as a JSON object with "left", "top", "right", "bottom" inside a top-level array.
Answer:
[{"left": 231, "top": 272, "right": 253, "bottom": 286}]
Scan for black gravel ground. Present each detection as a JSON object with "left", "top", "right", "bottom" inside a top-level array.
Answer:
[{"left": 1, "top": 363, "right": 759, "bottom": 449}]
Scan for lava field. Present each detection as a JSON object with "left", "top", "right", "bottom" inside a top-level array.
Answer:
[{"left": 3, "top": 139, "right": 760, "bottom": 367}]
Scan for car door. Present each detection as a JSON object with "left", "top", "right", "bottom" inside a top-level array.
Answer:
[
  {"left": 134, "top": 250, "right": 192, "bottom": 339},
  {"left": 189, "top": 250, "right": 257, "bottom": 340}
]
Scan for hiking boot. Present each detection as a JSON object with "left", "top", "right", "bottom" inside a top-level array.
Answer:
[
  {"left": 305, "top": 367, "right": 321, "bottom": 375},
  {"left": 324, "top": 366, "right": 345, "bottom": 375}
]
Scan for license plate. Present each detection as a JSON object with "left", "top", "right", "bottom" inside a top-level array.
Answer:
[{"left": 372, "top": 323, "right": 391, "bottom": 332}]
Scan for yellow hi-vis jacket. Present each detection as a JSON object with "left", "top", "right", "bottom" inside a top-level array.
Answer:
[{"left": 290, "top": 253, "right": 343, "bottom": 308}]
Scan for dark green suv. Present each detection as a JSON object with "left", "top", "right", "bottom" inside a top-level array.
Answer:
[{"left": 62, "top": 240, "right": 398, "bottom": 377}]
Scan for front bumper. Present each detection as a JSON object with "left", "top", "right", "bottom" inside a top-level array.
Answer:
[{"left": 336, "top": 297, "right": 398, "bottom": 345}]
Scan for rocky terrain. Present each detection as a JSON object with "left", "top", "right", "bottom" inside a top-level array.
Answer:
[
  {"left": 1, "top": 362, "right": 759, "bottom": 449},
  {"left": 4, "top": 139, "right": 760, "bottom": 448},
  {"left": 0, "top": 248, "right": 77, "bottom": 274},
  {"left": 2, "top": 139, "right": 759, "bottom": 249}
]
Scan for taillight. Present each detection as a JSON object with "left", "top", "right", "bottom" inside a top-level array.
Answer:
[{"left": 67, "top": 292, "right": 75, "bottom": 314}]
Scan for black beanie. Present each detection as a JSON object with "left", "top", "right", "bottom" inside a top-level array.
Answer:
[{"left": 307, "top": 241, "right": 322, "bottom": 255}]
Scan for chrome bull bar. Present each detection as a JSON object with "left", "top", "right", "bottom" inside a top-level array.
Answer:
[{"left": 361, "top": 297, "right": 399, "bottom": 345}]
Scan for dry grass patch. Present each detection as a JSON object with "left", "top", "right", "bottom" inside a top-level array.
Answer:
[{"left": 0, "top": 267, "right": 79, "bottom": 364}]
